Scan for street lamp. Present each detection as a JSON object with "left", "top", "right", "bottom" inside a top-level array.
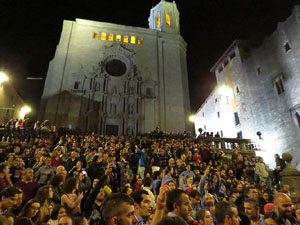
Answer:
[
  {"left": 20, "top": 106, "right": 31, "bottom": 119},
  {"left": 0, "top": 72, "right": 8, "bottom": 86},
  {"left": 189, "top": 115, "right": 197, "bottom": 123}
]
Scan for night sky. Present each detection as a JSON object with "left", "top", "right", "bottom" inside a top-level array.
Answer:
[{"left": 0, "top": 0, "right": 298, "bottom": 117}]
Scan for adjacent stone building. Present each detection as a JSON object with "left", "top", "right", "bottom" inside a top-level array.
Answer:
[
  {"left": 0, "top": 82, "right": 25, "bottom": 123},
  {"left": 194, "top": 6, "right": 300, "bottom": 166},
  {"left": 40, "top": 0, "right": 191, "bottom": 135}
]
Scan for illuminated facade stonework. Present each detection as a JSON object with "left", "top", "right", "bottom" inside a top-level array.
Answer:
[
  {"left": 0, "top": 83, "right": 24, "bottom": 123},
  {"left": 195, "top": 6, "right": 300, "bottom": 166},
  {"left": 41, "top": 0, "right": 191, "bottom": 135}
]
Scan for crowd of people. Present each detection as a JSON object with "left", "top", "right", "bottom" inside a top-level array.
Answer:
[{"left": 0, "top": 128, "right": 298, "bottom": 225}]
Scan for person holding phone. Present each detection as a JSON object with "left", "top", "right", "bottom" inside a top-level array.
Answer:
[{"left": 61, "top": 177, "right": 84, "bottom": 216}]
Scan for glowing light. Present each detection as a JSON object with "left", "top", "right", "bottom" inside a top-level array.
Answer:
[
  {"left": 20, "top": 106, "right": 31, "bottom": 119},
  {"left": 218, "top": 85, "right": 233, "bottom": 99},
  {"left": 0, "top": 72, "right": 8, "bottom": 85},
  {"left": 189, "top": 115, "right": 197, "bottom": 123}
]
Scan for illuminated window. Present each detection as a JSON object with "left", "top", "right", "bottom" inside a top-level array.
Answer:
[
  {"left": 101, "top": 32, "right": 107, "bottom": 40},
  {"left": 156, "top": 15, "right": 160, "bottom": 28},
  {"left": 93, "top": 32, "right": 99, "bottom": 39},
  {"left": 166, "top": 13, "right": 171, "bottom": 26},
  {"left": 137, "top": 38, "right": 143, "bottom": 45},
  {"left": 124, "top": 35, "right": 129, "bottom": 43},
  {"left": 108, "top": 34, "right": 114, "bottom": 41},
  {"left": 130, "top": 36, "right": 136, "bottom": 44},
  {"left": 116, "top": 35, "right": 122, "bottom": 42}
]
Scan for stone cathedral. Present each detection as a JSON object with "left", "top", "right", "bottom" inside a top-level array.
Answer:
[{"left": 40, "top": 0, "right": 191, "bottom": 135}]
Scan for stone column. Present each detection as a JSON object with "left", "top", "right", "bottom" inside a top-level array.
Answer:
[{"left": 280, "top": 153, "right": 300, "bottom": 197}]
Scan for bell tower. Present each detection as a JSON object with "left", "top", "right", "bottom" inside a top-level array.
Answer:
[{"left": 148, "top": 0, "right": 180, "bottom": 34}]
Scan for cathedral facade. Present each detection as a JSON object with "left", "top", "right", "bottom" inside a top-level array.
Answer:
[
  {"left": 40, "top": 0, "right": 191, "bottom": 135},
  {"left": 194, "top": 6, "right": 300, "bottom": 166}
]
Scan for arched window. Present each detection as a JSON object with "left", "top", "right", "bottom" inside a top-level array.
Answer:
[
  {"left": 101, "top": 32, "right": 107, "bottom": 40},
  {"left": 156, "top": 15, "right": 160, "bottom": 28},
  {"left": 116, "top": 34, "right": 122, "bottom": 42},
  {"left": 123, "top": 35, "right": 129, "bottom": 43},
  {"left": 130, "top": 36, "right": 136, "bottom": 44},
  {"left": 108, "top": 34, "right": 114, "bottom": 41},
  {"left": 93, "top": 32, "right": 99, "bottom": 39},
  {"left": 166, "top": 13, "right": 171, "bottom": 26}
]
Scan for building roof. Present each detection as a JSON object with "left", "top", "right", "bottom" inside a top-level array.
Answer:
[{"left": 209, "top": 40, "right": 240, "bottom": 73}]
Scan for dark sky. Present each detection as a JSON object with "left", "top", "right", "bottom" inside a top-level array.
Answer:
[{"left": 0, "top": 0, "right": 298, "bottom": 115}]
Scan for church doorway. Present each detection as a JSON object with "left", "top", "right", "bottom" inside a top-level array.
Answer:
[{"left": 106, "top": 125, "right": 119, "bottom": 135}]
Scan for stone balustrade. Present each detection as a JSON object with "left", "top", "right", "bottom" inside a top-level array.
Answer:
[{"left": 196, "top": 136, "right": 264, "bottom": 157}]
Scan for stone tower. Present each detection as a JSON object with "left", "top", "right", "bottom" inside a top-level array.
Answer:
[
  {"left": 148, "top": 0, "right": 180, "bottom": 34},
  {"left": 40, "top": 0, "right": 191, "bottom": 135}
]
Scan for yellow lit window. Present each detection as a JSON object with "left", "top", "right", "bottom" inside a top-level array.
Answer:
[
  {"left": 93, "top": 32, "right": 99, "bottom": 39},
  {"left": 101, "top": 32, "right": 107, "bottom": 40},
  {"left": 124, "top": 35, "right": 129, "bottom": 43},
  {"left": 108, "top": 34, "right": 114, "bottom": 41},
  {"left": 130, "top": 36, "right": 136, "bottom": 44},
  {"left": 156, "top": 15, "right": 160, "bottom": 28},
  {"left": 138, "top": 38, "right": 143, "bottom": 45},
  {"left": 166, "top": 13, "right": 171, "bottom": 26},
  {"left": 116, "top": 34, "right": 122, "bottom": 41}
]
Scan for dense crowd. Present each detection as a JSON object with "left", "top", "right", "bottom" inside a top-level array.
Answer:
[{"left": 0, "top": 128, "right": 299, "bottom": 225}]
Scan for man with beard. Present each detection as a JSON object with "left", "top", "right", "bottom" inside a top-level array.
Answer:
[
  {"left": 131, "top": 190, "right": 153, "bottom": 225},
  {"left": 274, "top": 193, "right": 299, "bottom": 225},
  {"left": 235, "top": 185, "right": 259, "bottom": 210},
  {"left": 166, "top": 189, "right": 192, "bottom": 222},
  {"left": 0, "top": 187, "right": 18, "bottom": 214},
  {"left": 8, "top": 188, "right": 24, "bottom": 216},
  {"left": 243, "top": 198, "right": 264, "bottom": 225},
  {"left": 215, "top": 201, "right": 240, "bottom": 225},
  {"left": 101, "top": 193, "right": 138, "bottom": 225},
  {"left": 202, "top": 193, "right": 218, "bottom": 225}
]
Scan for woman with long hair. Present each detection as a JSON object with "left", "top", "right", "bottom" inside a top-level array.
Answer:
[
  {"left": 47, "top": 205, "right": 67, "bottom": 225},
  {"left": 35, "top": 185, "right": 54, "bottom": 223},
  {"left": 17, "top": 199, "right": 41, "bottom": 225},
  {"left": 61, "top": 177, "right": 83, "bottom": 216},
  {"left": 49, "top": 175, "right": 64, "bottom": 206}
]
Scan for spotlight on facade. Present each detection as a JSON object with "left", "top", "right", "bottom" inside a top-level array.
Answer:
[
  {"left": 20, "top": 106, "right": 31, "bottom": 119},
  {"left": 189, "top": 115, "right": 197, "bottom": 123},
  {"left": 218, "top": 85, "right": 233, "bottom": 99},
  {"left": 0, "top": 72, "right": 8, "bottom": 85}
]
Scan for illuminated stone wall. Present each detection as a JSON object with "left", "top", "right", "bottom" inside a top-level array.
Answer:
[
  {"left": 0, "top": 83, "right": 24, "bottom": 123},
  {"left": 41, "top": 0, "right": 191, "bottom": 135},
  {"left": 195, "top": 6, "right": 300, "bottom": 166}
]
